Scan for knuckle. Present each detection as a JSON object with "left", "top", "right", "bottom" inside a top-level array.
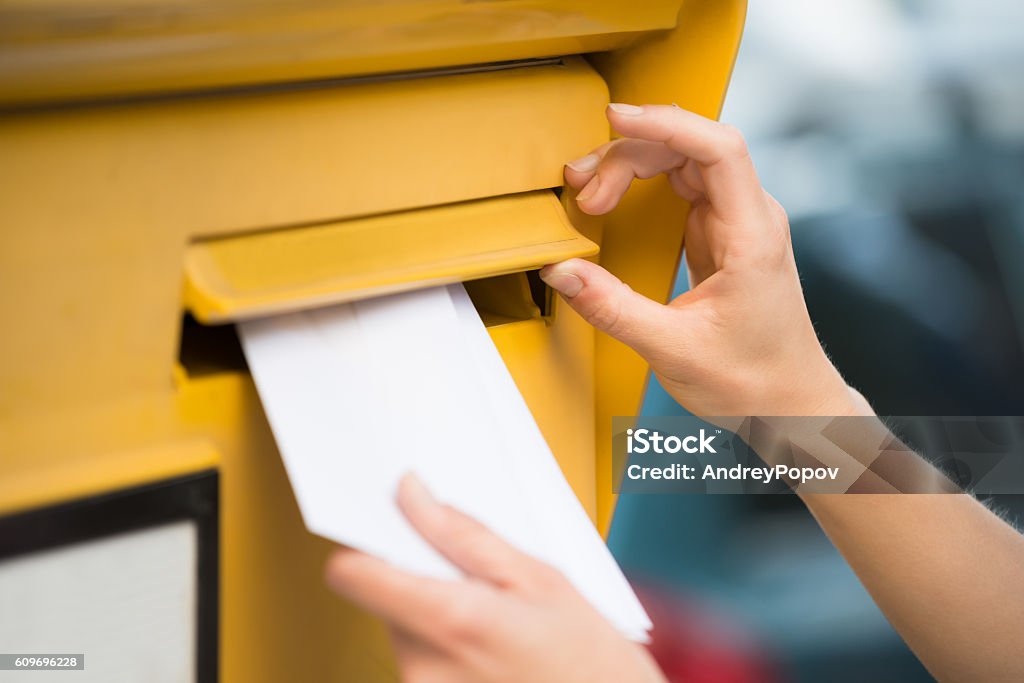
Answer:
[
  {"left": 528, "top": 563, "right": 571, "bottom": 594},
  {"left": 765, "top": 192, "right": 789, "bottom": 224},
  {"left": 582, "top": 283, "right": 630, "bottom": 334},
  {"left": 757, "top": 230, "right": 794, "bottom": 271},
  {"left": 717, "top": 124, "right": 749, "bottom": 159},
  {"left": 585, "top": 299, "right": 622, "bottom": 334},
  {"left": 439, "top": 593, "right": 486, "bottom": 643},
  {"left": 323, "top": 552, "right": 365, "bottom": 592},
  {"left": 603, "top": 137, "right": 629, "bottom": 157}
]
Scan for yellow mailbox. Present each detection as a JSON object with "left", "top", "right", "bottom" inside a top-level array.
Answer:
[{"left": 0, "top": 1, "right": 745, "bottom": 680}]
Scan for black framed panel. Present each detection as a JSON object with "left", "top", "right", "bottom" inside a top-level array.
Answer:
[{"left": 0, "top": 470, "right": 219, "bottom": 683}]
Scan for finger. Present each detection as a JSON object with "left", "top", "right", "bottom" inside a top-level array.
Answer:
[
  {"left": 324, "top": 548, "right": 461, "bottom": 638},
  {"left": 564, "top": 140, "right": 615, "bottom": 189},
  {"left": 564, "top": 152, "right": 601, "bottom": 189},
  {"left": 679, "top": 156, "right": 706, "bottom": 195},
  {"left": 397, "top": 474, "right": 546, "bottom": 588},
  {"left": 539, "top": 258, "right": 684, "bottom": 360},
  {"left": 388, "top": 626, "right": 470, "bottom": 683},
  {"left": 668, "top": 171, "right": 700, "bottom": 202},
  {"left": 682, "top": 201, "right": 717, "bottom": 287},
  {"left": 606, "top": 103, "right": 766, "bottom": 226},
  {"left": 387, "top": 626, "right": 436, "bottom": 672},
  {"left": 574, "top": 138, "right": 685, "bottom": 215}
]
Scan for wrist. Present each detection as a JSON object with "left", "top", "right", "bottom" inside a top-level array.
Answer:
[
  {"left": 809, "top": 380, "right": 875, "bottom": 418},
  {"left": 770, "top": 358, "right": 873, "bottom": 418}
]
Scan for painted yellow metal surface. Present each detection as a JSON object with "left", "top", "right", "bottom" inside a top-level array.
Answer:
[
  {"left": 0, "top": 56, "right": 608, "bottom": 419},
  {"left": 0, "top": 0, "right": 745, "bottom": 679},
  {"left": 589, "top": 0, "right": 748, "bottom": 533},
  {"left": 0, "top": 55, "right": 609, "bottom": 683},
  {"left": 0, "top": 436, "right": 220, "bottom": 517},
  {"left": 185, "top": 191, "right": 598, "bottom": 323},
  {"left": 0, "top": 1, "right": 683, "bottom": 105}
]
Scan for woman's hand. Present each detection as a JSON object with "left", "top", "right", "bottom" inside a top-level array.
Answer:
[
  {"left": 325, "top": 474, "right": 666, "bottom": 683},
  {"left": 542, "top": 103, "right": 871, "bottom": 418},
  {"left": 543, "top": 106, "right": 1024, "bottom": 683}
]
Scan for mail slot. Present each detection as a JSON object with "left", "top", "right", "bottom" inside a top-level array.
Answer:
[{"left": 0, "top": 1, "right": 747, "bottom": 680}]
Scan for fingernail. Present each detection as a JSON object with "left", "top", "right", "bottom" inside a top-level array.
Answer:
[
  {"left": 400, "top": 473, "right": 436, "bottom": 509},
  {"left": 575, "top": 174, "right": 600, "bottom": 202},
  {"left": 540, "top": 267, "right": 584, "bottom": 298},
  {"left": 608, "top": 102, "right": 644, "bottom": 116},
  {"left": 566, "top": 153, "right": 600, "bottom": 173}
]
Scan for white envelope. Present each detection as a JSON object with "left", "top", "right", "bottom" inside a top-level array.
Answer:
[{"left": 238, "top": 284, "right": 651, "bottom": 641}]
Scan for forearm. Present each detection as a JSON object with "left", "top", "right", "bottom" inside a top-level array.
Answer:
[
  {"left": 743, "top": 391, "right": 1024, "bottom": 680},
  {"left": 802, "top": 492, "right": 1024, "bottom": 682}
]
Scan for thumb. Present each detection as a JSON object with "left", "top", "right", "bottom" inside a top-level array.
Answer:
[{"left": 539, "top": 258, "right": 680, "bottom": 358}]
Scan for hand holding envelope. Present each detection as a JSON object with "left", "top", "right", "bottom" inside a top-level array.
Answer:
[
  {"left": 324, "top": 473, "right": 666, "bottom": 683},
  {"left": 238, "top": 283, "right": 651, "bottom": 643}
]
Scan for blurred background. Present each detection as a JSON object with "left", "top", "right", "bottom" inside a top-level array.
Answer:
[{"left": 610, "top": 0, "right": 1024, "bottom": 681}]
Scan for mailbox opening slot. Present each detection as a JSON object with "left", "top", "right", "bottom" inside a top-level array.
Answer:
[{"left": 177, "top": 270, "right": 552, "bottom": 378}]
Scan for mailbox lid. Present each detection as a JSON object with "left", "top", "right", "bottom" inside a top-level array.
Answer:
[{"left": 184, "top": 190, "right": 597, "bottom": 323}]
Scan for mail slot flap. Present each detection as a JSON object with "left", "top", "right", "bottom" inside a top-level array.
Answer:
[{"left": 184, "top": 191, "right": 597, "bottom": 323}]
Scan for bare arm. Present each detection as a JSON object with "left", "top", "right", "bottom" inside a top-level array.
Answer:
[
  {"left": 802, "top": 492, "right": 1024, "bottom": 681},
  {"left": 549, "top": 103, "right": 1024, "bottom": 681}
]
